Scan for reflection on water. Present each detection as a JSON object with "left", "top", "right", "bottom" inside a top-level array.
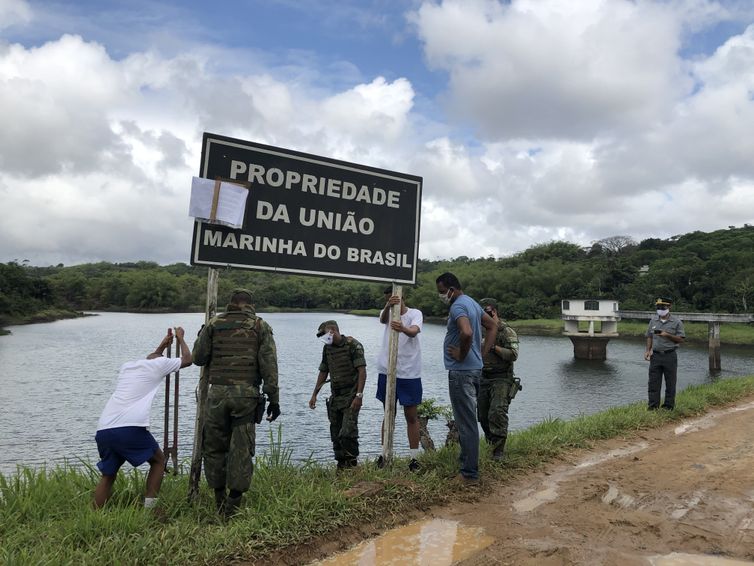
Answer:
[
  {"left": 1, "top": 312, "right": 753, "bottom": 473},
  {"left": 310, "top": 519, "right": 494, "bottom": 566}
]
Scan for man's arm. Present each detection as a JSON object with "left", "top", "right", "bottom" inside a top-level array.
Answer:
[
  {"left": 192, "top": 324, "right": 213, "bottom": 366},
  {"left": 455, "top": 316, "right": 473, "bottom": 361},
  {"left": 481, "top": 312, "right": 497, "bottom": 354},
  {"left": 661, "top": 333, "right": 684, "bottom": 344},
  {"left": 309, "top": 371, "right": 329, "bottom": 409},
  {"left": 380, "top": 296, "right": 394, "bottom": 324},
  {"left": 152, "top": 332, "right": 173, "bottom": 357},
  {"left": 258, "top": 322, "right": 279, "bottom": 405},
  {"left": 390, "top": 320, "right": 420, "bottom": 337},
  {"left": 644, "top": 335, "right": 653, "bottom": 360},
  {"left": 662, "top": 319, "right": 685, "bottom": 344},
  {"left": 494, "top": 325, "right": 519, "bottom": 361},
  {"left": 174, "top": 327, "right": 193, "bottom": 368},
  {"left": 351, "top": 365, "right": 366, "bottom": 411}
]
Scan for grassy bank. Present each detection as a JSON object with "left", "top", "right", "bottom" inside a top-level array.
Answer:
[
  {"left": 508, "top": 318, "right": 754, "bottom": 345},
  {"left": 3, "top": 376, "right": 754, "bottom": 565},
  {"left": 0, "top": 308, "right": 90, "bottom": 332}
]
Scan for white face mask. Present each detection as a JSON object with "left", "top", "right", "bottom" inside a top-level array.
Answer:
[
  {"left": 319, "top": 332, "right": 334, "bottom": 345},
  {"left": 657, "top": 309, "right": 669, "bottom": 317},
  {"left": 438, "top": 289, "right": 453, "bottom": 305}
]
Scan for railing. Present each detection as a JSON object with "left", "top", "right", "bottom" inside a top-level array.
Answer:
[{"left": 618, "top": 311, "right": 753, "bottom": 371}]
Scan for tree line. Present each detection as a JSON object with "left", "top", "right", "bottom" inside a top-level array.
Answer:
[{"left": 2, "top": 225, "right": 754, "bottom": 327}]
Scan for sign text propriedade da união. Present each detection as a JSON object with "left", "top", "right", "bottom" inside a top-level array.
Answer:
[{"left": 190, "top": 133, "right": 422, "bottom": 284}]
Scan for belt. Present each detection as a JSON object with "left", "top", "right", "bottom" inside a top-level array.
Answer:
[{"left": 653, "top": 348, "right": 676, "bottom": 354}]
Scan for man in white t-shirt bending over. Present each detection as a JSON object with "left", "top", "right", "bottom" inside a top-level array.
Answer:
[
  {"left": 94, "top": 327, "right": 192, "bottom": 509},
  {"left": 375, "top": 286, "right": 423, "bottom": 472}
]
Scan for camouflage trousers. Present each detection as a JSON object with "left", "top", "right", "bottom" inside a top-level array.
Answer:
[
  {"left": 477, "top": 376, "right": 515, "bottom": 450},
  {"left": 203, "top": 384, "right": 260, "bottom": 493},
  {"left": 326, "top": 390, "right": 360, "bottom": 465}
]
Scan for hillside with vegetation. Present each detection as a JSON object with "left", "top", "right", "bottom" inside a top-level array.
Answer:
[{"left": 2, "top": 226, "right": 754, "bottom": 331}]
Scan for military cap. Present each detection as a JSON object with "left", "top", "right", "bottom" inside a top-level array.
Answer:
[
  {"left": 316, "top": 320, "right": 339, "bottom": 337},
  {"left": 654, "top": 297, "right": 673, "bottom": 307},
  {"left": 230, "top": 288, "right": 253, "bottom": 303},
  {"left": 479, "top": 298, "right": 498, "bottom": 310}
]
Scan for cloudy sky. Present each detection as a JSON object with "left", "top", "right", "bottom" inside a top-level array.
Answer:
[{"left": 1, "top": 0, "right": 753, "bottom": 266}]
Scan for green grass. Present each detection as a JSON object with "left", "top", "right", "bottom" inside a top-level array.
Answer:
[
  {"left": 509, "top": 318, "right": 754, "bottom": 345},
  {"left": 348, "top": 308, "right": 381, "bottom": 316},
  {"left": 3, "top": 376, "right": 754, "bottom": 565}
]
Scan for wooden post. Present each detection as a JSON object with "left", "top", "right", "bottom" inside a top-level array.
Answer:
[
  {"left": 188, "top": 267, "right": 219, "bottom": 500},
  {"left": 163, "top": 329, "right": 172, "bottom": 471},
  {"left": 172, "top": 336, "right": 180, "bottom": 473},
  {"left": 708, "top": 321, "right": 721, "bottom": 372},
  {"left": 162, "top": 330, "right": 181, "bottom": 474},
  {"left": 381, "top": 284, "right": 402, "bottom": 465}
]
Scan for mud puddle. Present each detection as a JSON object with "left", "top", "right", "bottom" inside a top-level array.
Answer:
[{"left": 309, "top": 518, "right": 494, "bottom": 566}]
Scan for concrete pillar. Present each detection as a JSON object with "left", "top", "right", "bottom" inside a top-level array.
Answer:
[
  {"left": 708, "top": 321, "right": 721, "bottom": 372},
  {"left": 568, "top": 336, "right": 611, "bottom": 360}
]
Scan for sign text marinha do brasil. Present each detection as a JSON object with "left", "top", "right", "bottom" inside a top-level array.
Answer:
[{"left": 190, "top": 132, "right": 423, "bottom": 284}]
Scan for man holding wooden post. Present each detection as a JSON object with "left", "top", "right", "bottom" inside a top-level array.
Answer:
[{"left": 375, "top": 285, "right": 423, "bottom": 471}]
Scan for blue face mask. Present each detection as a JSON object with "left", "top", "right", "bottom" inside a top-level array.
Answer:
[{"left": 657, "top": 309, "right": 669, "bottom": 317}]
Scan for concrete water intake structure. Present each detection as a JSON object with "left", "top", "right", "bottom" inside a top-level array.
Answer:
[{"left": 562, "top": 299, "right": 754, "bottom": 370}]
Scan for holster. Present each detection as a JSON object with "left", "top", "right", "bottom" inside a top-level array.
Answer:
[
  {"left": 255, "top": 395, "right": 267, "bottom": 424},
  {"left": 509, "top": 377, "right": 522, "bottom": 401}
]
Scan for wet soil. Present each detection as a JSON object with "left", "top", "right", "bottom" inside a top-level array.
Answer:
[
  {"left": 287, "top": 396, "right": 754, "bottom": 565},
  {"left": 448, "top": 397, "right": 754, "bottom": 565}
]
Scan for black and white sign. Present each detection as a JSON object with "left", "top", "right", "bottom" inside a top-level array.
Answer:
[{"left": 190, "top": 133, "right": 422, "bottom": 284}]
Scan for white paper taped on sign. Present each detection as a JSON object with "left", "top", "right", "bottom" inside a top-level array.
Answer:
[{"left": 188, "top": 177, "right": 249, "bottom": 228}]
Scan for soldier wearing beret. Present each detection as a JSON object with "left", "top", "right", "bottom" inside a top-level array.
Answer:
[
  {"left": 308, "top": 320, "right": 367, "bottom": 469},
  {"left": 644, "top": 297, "right": 685, "bottom": 410},
  {"left": 192, "top": 288, "right": 280, "bottom": 517},
  {"left": 478, "top": 298, "right": 520, "bottom": 461}
]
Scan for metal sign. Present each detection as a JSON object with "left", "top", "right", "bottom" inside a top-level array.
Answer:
[{"left": 190, "top": 133, "right": 422, "bottom": 284}]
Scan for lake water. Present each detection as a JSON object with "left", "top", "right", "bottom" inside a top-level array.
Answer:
[{"left": 1, "top": 312, "right": 752, "bottom": 475}]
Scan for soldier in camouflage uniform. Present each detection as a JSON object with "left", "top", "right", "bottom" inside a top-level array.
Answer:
[
  {"left": 308, "top": 320, "right": 366, "bottom": 469},
  {"left": 192, "top": 288, "right": 280, "bottom": 517},
  {"left": 478, "top": 298, "right": 520, "bottom": 461}
]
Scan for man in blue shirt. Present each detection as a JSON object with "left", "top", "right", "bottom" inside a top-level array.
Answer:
[{"left": 435, "top": 272, "right": 497, "bottom": 482}]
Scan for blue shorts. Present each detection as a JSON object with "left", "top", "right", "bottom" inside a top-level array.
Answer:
[
  {"left": 95, "top": 426, "right": 159, "bottom": 476},
  {"left": 376, "top": 373, "right": 422, "bottom": 407}
]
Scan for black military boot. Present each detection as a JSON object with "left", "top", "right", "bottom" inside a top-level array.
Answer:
[
  {"left": 214, "top": 488, "right": 227, "bottom": 516},
  {"left": 491, "top": 439, "right": 506, "bottom": 461},
  {"left": 224, "top": 492, "right": 243, "bottom": 519}
]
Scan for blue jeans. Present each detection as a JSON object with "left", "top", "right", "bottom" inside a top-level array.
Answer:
[{"left": 448, "top": 370, "right": 481, "bottom": 479}]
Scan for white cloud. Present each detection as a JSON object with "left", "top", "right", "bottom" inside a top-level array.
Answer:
[
  {"left": 412, "top": 0, "right": 690, "bottom": 140},
  {"left": 0, "top": 0, "right": 31, "bottom": 31},
  {"left": 322, "top": 77, "right": 414, "bottom": 142},
  {"left": 0, "top": 35, "right": 131, "bottom": 176},
  {"left": 0, "top": 33, "right": 423, "bottom": 265},
  {"left": 0, "top": 1, "right": 753, "bottom": 267}
]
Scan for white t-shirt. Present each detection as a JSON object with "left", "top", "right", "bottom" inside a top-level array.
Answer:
[
  {"left": 97, "top": 357, "right": 181, "bottom": 431},
  {"left": 376, "top": 307, "right": 423, "bottom": 379}
]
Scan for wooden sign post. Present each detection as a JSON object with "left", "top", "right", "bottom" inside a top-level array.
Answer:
[
  {"left": 381, "top": 284, "right": 402, "bottom": 465},
  {"left": 162, "top": 328, "right": 180, "bottom": 474},
  {"left": 188, "top": 267, "right": 219, "bottom": 500}
]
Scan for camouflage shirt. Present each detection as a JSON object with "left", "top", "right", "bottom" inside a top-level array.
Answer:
[
  {"left": 193, "top": 304, "right": 279, "bottom": 404},
  {"left": 318, "top": 336, "right": 366, "bottom": 372},
  {"left": 482, "top": 318, "right": 519, "bottom": 372}
]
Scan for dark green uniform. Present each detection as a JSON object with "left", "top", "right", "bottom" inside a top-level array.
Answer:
[
  {"left": 478, "top": 319, "right": 519, "bottom": 457},
  {"left": 319, "top": 337, "right": 365, "bottom": 467},
  {"left": 192, "top": 304, "right": 279, "bottom": 493}
]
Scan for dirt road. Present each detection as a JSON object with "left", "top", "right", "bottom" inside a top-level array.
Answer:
[{"left": 442, "top": 397, "right": 754, "bottom": 565}]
